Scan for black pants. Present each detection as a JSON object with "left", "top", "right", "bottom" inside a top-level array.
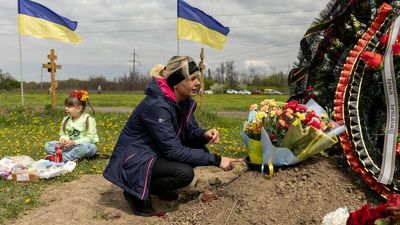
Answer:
[{"left": 150, "top": 157, "right": 194, "bottom": 194}]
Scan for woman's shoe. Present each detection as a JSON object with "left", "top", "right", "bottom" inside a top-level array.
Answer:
[
  {"left": 152, "top": 189, "right": 179, "bottom": 201},
  {"left": 123, "top": 191, "right": 155, "bottom": 217}
]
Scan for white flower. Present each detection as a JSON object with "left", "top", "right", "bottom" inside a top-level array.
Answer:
[{"left": 321, "top": 207, "right": 349, "bottom": 225}]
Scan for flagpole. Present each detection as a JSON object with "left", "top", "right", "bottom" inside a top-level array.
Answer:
[
  {"left": 177, "top": 0, "right": 180, "bottom": 55},
  {"left": 18, "top": 33, "right": 25, "bottom": 106}
]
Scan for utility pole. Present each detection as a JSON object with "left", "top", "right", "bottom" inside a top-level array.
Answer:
[
  {"left": 128, "top": 49, "right": 140, "bottom": 90},
  {"left": 129, "top": 49, "right": 140, "bottom": 77},
  {"left": 132, "top": 49, "right": 136, "bottom": 77}
]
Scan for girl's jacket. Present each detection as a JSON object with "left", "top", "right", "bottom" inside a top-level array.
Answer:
[{"left": 103, "top": 78, "right": 218, "bottom": 200}]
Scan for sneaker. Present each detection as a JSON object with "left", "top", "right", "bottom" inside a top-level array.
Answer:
[
  {"left": 152, "top": 189, "right": 179, "bottom": 201},
  {"left": 123, "top": 191, "right": 155, "bottom": 217},
  {"left": 44, "top": 155, "right": 55, "bottom": 161}
]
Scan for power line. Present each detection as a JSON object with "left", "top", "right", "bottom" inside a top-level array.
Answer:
[
  {"left": 0, "top": 22, "right": 311, "bottom": 35},
  {"left": 207, "top": 42, "right": 298, "bottom": 60},
  {"left": 77, "top": 9, "right": 321, "bottom": 23},
  {"left": 0, "top": 9, "right": 321, "bottom": 26}
]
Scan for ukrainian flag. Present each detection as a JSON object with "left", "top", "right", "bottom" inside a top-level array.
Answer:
[
  {"left": 177, "top": 0, "right": 229, "bottom": 49},
  {"left": 18, "top": 0, "right": 81, "bottom": 44}
]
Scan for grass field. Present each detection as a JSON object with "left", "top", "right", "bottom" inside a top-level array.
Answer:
[
  {"left": 0, "top": 91, "right": 288, "bottom": 224},
  {"left": 0, "top": 91, "right": 288, "bottom": 111}
]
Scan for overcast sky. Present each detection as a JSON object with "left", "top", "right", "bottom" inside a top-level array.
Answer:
[{"left": 1, "top": 0, "right": 330, "bottom": 82}]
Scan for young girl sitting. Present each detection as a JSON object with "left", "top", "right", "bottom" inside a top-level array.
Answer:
[{"left": 44, "top": 90, "right": 99, "bottom": 162}]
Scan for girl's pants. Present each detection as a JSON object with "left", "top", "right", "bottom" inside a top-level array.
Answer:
[
  {"left": 44, "top": 141, "right": 97, "bottom": 162},
  {"left": 150, "top": 157, "right": 194, "bottom": 194}
]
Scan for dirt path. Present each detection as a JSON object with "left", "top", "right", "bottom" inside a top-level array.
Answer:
[
  {"left": 93, "top": 107, "right": 248, "bottom": 118},
  {"left": 8, "top": 156, "right": 380, "bottom": 225}
]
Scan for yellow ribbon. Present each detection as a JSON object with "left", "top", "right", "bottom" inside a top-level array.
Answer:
[{"left": 268, "top": 162, "right": 274, "bottom": 177}]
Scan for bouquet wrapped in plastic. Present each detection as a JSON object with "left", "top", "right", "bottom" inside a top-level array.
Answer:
[{"left": 241, "top": 99, "right": 344, "bottom": 173}]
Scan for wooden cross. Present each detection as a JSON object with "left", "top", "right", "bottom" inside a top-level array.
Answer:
[{"left": 42, "top": 49, "right": 62, "bottom": 111}]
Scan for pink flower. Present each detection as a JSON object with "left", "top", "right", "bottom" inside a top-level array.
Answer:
[
  {"left": 295, "top": 104, "right": 308, "bottom": 113},
  {"left": 285, "top": 100, "right": 298, "bottom": 110},
  {"left": 304, "top": 111, "right": 318, "bottom": 124},
  {"left": 307, "top": 118, "right": 321, "bottom": 130}
]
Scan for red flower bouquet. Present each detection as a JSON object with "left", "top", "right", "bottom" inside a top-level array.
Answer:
[{"left": 242, "top": 99, "right": 344, "bottom": 165}]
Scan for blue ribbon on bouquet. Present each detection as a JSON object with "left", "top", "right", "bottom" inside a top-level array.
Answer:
[{"left": 241, "top": 111, "right": 301, "bottom": 175}]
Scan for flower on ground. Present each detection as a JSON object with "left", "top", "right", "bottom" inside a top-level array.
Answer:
[{"left": 244, "top": 99, "right": 335, "bottom": 146}]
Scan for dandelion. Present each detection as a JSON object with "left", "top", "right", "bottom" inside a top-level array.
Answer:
[{"left": 24, "top": 198, "right": 31, "bottom": 204}]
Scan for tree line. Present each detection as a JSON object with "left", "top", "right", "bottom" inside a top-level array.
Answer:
[{"left": 0, "top": 61, "right": 288, "bottom": 92}]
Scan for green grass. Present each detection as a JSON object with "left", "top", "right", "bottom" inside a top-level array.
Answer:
[
  {"left": 0, "top": 92, "right": 289, "bottom": 224},
  {"left": 0, "top": 91, "right": 146, "bottom": 108},
  {"left": 0, "top": 108, "right": 129, "bottom": 224},
  {"left": 0, "top": 91, "right": 288, "bottom": 111}
]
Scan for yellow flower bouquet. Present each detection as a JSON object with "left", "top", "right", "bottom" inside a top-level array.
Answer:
[{"left": 241, "top": 99, "right": 344, "bottom": 170}]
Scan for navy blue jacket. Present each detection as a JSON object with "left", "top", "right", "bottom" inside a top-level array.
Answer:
[{"left": 103, "top": 78, "right": 218, "bottom": 200}]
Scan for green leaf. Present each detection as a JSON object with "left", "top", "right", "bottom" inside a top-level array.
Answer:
[{"left": 374, "top": 218, "right": 390, "bottom": 225}]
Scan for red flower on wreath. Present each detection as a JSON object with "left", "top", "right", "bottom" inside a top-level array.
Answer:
[
  {"left": 347, "top": 194, "right": 400, "bottom": 225},
  {"left": 380, "top": 33, "right": 389, "bottom": 45},
  {"left": 392, "top": 42, "right": 400, "bottom": 56},
  {"left": 360, "top": 51, "right": 382, "bottom": 68},
  {"left": 379, "top": 2, "right": 393, "bottom": 15}
]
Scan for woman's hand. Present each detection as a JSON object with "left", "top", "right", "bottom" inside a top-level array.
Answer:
[
  {"left": 219, "top": 157, "right": 244, "bottom": 171},
  {"left": 204, "top": 128, "right": 219, "bottom": 144}
]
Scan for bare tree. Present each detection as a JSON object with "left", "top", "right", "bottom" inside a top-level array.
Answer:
[
  {"left": 225, "top": 61, "right": 237, "bottom": 87},
  {"left": 215, "top": 62, "right": 225, "bottom": 83}
]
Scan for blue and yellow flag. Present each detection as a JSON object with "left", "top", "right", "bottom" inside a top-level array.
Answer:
[
  {"left": 177, "top": 0, "right": 229, "bottom": 49},
  {"left": 18, "top": 0, "right": 81, "bottom": 44}
]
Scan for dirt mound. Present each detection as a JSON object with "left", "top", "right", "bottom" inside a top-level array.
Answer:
[{"left": 9, "top": 155, "right": 380, "bottom": 225}]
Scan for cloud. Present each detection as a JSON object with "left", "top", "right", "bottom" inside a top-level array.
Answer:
[{"left": 2, "top": 0, "right": 330, "bottom": 82}]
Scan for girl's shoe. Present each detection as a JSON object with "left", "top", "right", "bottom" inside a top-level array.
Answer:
[
  {"left": 123, "top": 191, "right": 155, "bottom": 217},
  {"left": 44, "top": 155, "right": 55, "bottom": 161}
]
